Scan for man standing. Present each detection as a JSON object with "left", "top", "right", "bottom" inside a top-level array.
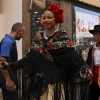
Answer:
[
  {"left": 86, "top": 25, "right": 100, "bottom": 100},
  {"left": 0, "top": 22, "right": 25, "bottom": 100}
]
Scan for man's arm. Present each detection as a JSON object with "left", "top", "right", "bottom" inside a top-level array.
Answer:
[{"left": 0, "top": 57, "right": 15, "bottom": 91}]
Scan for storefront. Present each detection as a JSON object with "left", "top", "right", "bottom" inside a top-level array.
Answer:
[
  {"left": 64, "top": 0, "right": 100, "bottom": 60},
  {"left": 73, "top": 5, "right": 100, "bottom": 60}
]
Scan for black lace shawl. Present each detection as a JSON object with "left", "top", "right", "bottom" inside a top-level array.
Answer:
[{"left": 10, "top": 30, "right": 89, "bottom": 100}]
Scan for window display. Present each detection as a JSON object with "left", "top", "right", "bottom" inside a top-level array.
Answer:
[{"left": 73, "top": 6, "right": 100, "bottom": 60}]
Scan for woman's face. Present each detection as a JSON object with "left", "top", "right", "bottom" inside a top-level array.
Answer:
[{"left": 42, "top": 10, "right": 56, "bottom": 29}]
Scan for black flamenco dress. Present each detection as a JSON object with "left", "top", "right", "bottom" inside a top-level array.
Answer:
[{"left": 9, "top": 30, "right": 90, "bottom": 100}]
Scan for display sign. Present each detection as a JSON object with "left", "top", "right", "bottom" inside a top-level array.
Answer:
[{"left": 75, "top": 11, "right": 99, "bottom": 38}]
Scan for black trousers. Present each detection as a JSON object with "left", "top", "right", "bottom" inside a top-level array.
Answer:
[
  {"left": 89, "top": 82, "right": 100, "bottom": 100},
  {"left": 0, "top": 71, "right": 18, "bottom": 100},
  {"left": 2, "top": 86, "right": 17, "bottom": 100}
]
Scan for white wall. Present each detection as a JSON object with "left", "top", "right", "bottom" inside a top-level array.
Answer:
[
  {"left": 0, "top": 0, "right": 2, "bottom": 13},
  {"left": 0, "top": 14, "right": 4, "bottom": 40},
  {"left": 2, "top": 0, "right": 22, "bottom": 60}
]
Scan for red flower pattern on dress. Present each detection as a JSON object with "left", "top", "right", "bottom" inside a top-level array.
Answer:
[
  {"left": 67, "top": 41, "right": 73, "bottom": 46},
  {"left": 48, "top": 43, "right": 54, "bottom": 49},
  {"left": 38, "top": 38, "right": 42, "bottom": 43},
  {"left": 37, "top": 47, "right": 42, "bottom": 52},
  {"left": 45, "top": 50, "right": 49, "bottom": 54}
]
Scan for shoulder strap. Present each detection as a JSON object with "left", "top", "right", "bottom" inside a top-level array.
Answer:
[
  {"left": 10, "top": 42, "right": 18, "bottom": 62},
  {"left": 52, "top": 31, "right": 63, "bottom": 41}
]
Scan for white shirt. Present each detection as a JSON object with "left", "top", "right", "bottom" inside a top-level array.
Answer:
[
  {"left": 94, "top": 44, "right": 100, "bottom": 66},
  {"left": 43, "top": 30, "right": 48, "bottom": 40}
]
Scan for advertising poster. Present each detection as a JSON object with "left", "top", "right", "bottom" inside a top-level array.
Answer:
[{"left": 75, "top": 11, "right": 99, "bottom": 38}]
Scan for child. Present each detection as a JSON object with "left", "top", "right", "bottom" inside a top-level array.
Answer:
[{"left": 86, "top": 25, "right": 100, "bottom": 100}]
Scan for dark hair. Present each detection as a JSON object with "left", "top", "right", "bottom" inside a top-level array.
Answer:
[{"left": 11, "top": 22, "right": 25, "bottom": 32}]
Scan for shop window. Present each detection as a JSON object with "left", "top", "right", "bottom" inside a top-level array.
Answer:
[{"left": 72, "top": 6, "right": 100, "bottom": 60}]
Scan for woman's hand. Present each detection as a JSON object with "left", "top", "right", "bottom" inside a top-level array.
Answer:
[
  {"left": 82, "top": 68, "right": 93, "bottom": 80},
  {"left": 0, "top": 61, "right": 16, "bottom": 91},
  {"left": 0, "top": 61, "right": 9, "bottom": 70},
  {"left": 80, "top": 66, "right": 93, "bottom": 80}
]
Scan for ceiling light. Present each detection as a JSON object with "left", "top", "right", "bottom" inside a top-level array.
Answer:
[{"left": 34, "top": 12, "right": 38, "bottom": 14}]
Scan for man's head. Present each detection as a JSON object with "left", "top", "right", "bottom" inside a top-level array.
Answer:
[
  {"left": 89, "top": 25, "right": 100, "bottom": 43},
  {"left": 11, "top": 22, "right": 25, "bottom": 40},
  {"left": 89, "top": 25, "right": 100, "bottom": 34}
]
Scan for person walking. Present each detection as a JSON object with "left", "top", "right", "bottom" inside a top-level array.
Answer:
[
  {"left": 86, "top": 25, "right": 100, "bottom": 100},
  {"left": 1, "top": 3, "right": 92, "bottom": 100},
  {"left": 0, "top": 22, "right": 25, "bottom": 100}
]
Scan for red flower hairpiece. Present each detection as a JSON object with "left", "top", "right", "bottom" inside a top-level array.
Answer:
[{"left": 48, "top": 3, "right": 64, "bottom": 24}]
